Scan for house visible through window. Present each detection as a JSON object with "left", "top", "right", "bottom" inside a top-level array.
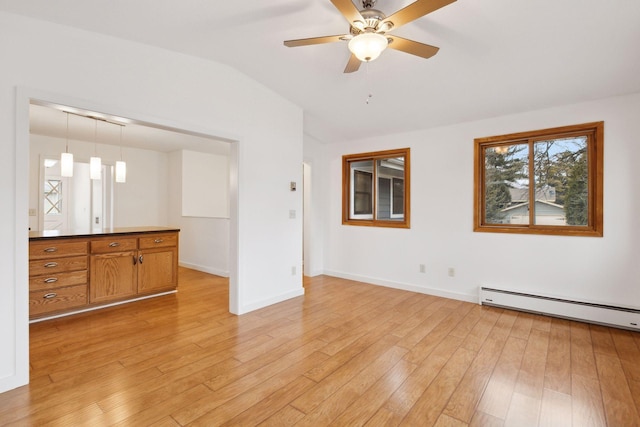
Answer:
[
  {"left": 343, "top": 148, "right": 410, "bottom": 228},
  {"left": 474, "top": 122, "right": 603, "bottom": 236}
]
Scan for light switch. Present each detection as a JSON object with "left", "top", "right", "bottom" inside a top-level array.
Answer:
[
  {"left": 289, "top": 210, "right": 296, "bottom": 219},
  {"left": 290, "top": 181, "right": 297, "bottom": 191}
]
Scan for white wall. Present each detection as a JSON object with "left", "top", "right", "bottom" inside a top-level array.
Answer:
[
  {"left": 312, "top": 92, "right": 640, "bottom": 309},
  {"left": 1, "top": 12, "right": 303, "bottom": 393},
  {"left": 30, "top": 135, "right": 170, "bottom": 230},
  {"left": 181, "top": 150, "right": 229, "bottom": 218},
  {"left": 303, "top": 134, "right": 326, "bottom": 277},
  {"left": 169, "top": 150, "right": 230, "bottom": 277}
]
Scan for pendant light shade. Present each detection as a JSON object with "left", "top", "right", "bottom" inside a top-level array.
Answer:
[
  {"left": 60, "top": 112, "right": 74, "bottom": 177},
  {"left": 90, "top": 156, "right": 102, "bottom": 180},
  {"left": 115, "top": 125, "right": 126, "bottom": 183},
  {"left": 115, "top": 161, "right": 126, "bottom": 183},
  {"left": 90, "top": 119, "right": 101, "bottom": 180},
  {"left": 61, "top": 152, "right": 74, "bottom": 177}
]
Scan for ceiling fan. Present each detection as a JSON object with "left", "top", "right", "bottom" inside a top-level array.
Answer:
[{"left": 284, "top": 0, "right": 456, "bottom": 73}]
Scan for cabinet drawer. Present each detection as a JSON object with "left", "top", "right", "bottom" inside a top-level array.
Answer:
[
  {"left": 139, "top": 233, "right": 178, "bottom": 249},
  {"left": 29, "top": 255, "right": 87, "bottom": 276},
  {"left": 91, "top": 238, "right": 137, "bottom": 254},
  {"left": 29, "top": 240, "right": 88, "bottom": 260},
  {"left": 29, "top": 270, "right": 88, "bottom": 292},
  {"left": 29, "top": 285, "right": 88, "bottom": 316}
]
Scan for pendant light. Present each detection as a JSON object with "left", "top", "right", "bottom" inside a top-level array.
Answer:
[
  {"left": 60, "top": 112, "right": 74, "bottom": 177},
  {"left": 90, "top": 119, "right": 102, "bottom": 180},
  {"left": 115, "top": 124, "right": 126, "bottom": 183}
]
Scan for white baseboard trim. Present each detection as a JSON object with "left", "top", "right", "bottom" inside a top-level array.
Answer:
[
  {"left": 239, "top": 287, "right": 305, "bottom": 315},
  {"left": 304, "top": 269, "right": 324, "bottom": 278},
  {"left": 0, "top": 373, "right": 29, "bottom": 395},
  {"left": 179, "top": 261, "right": 229, "bottom": 278},
  {"left": 322, "top": 270, "right": 477, "bottom": 304}
]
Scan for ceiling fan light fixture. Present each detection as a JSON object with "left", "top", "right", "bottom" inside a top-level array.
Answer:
[{"left": 348, "top": 32, "right": 388, "bottom": 62}]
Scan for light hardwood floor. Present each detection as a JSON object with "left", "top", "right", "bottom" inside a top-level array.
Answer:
[{"left": 1, "top": 268, "right": 640, "bottom": 426}]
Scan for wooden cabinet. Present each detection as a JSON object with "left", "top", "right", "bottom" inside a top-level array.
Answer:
[
  {"left": 138, "top": 233, "right": 178, "bottom": 293},
  {"left": 28, "top": 239, "right": 89, "bottom": 317},
  {"left": 89, "top": 237, "right": 138, "bottom": 303},
  {"left": 29, "top": 229, "right": 179, "bottom": 319}
]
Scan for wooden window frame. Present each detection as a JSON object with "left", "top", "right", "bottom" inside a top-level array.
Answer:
[
  {"left": 474, "top": 122, "right": 603, "bottom": 237},
  {"left": 342, "top": 148, "right": 410, "bottom": 228}
]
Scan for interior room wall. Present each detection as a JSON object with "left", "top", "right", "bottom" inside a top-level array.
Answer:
[
  {"left": 312, "top": 92, "right": 640, "bottom": 309},
  {"left": 168, "top": 150, "right": 230, "bottom": 277},
  {"left": 30, "top": 135, "right": 170, "bottom": 230},
  {"left": 181, "top": 149, "right": 229, "bottom": 219},
  {"left": 303, "top": 134, "right": 326, "bottom": 277},
  {"left": 1, "top": 11, "right": 303, "bottom": 393}
]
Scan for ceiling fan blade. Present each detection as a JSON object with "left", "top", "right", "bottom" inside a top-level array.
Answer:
[
  {"left": 387, "top": 35, "right": 439, "bottom": 59},
  {"left": 344, "top": 54, "right": 361, "bottom": 73},
  {"left": 284, "top": 35, "right": 346, "bottom": 47},
  {"left": 382, "top": 0, "right": 456, "bottom": 30},
  {"left": 330, "top": 0, "right": 365, "bottom": 25}
]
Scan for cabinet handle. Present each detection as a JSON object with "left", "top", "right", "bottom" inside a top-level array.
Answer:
[
  {"left": 44, "top": 262, "right": 59, "bottom": 268},
  {"left": 44, "top": 247, "right": 57, "bottom": 253},
  {"left": 43, "top": 292, "right": 57, "bottom": 299},
  {"left": 44, "top": 277, "right": 58, "bottom": 283},
  {"left": 133, "top": 255, "right": 137, "bottom": 265},
  {"left": 108, "top": 242, "right": 120, "bottom": 247},
  {"left": 139, "top": 255, "right": 144, "bottom": 264},
  {"left": 154, "top": 239, "right": 164, "bottom": 244}
]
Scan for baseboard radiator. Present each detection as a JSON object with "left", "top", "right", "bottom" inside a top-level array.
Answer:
[{"left": 479, "top": 287, "right": 640, "bottom": 331}]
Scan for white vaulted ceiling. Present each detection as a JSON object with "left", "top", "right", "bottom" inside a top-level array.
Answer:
[{"left": 2, "top": 0, "right": 640, "bottom": 143}]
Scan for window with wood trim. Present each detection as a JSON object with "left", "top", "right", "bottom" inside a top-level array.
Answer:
[
  {"left": 343, "top": 148, "right": 410, "bottom": 228},
  {"left": 474, "top": 122, "right": 603, "bottom": 236}
]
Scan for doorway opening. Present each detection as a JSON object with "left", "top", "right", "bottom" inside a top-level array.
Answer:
[{"left": 14, "top": 89, "right": 241, "bottom": 388}]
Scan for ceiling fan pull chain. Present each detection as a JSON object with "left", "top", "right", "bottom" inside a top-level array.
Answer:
[{"left": 365, "top": 61, "right": 374, "bottom": 105}]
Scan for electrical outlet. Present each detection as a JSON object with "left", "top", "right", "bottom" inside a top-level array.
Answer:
[
  {"left": 448, "top": 267, "right": 455, "bottom": 277},
  {"left": 289, "top": 210, "right": 296, "bottom": 219},
  {"left": 291, "top": 266, "right": 296, "bottom": 276},
  {"left": 419, "top": 264, "right": 425, "bottom": 273}
]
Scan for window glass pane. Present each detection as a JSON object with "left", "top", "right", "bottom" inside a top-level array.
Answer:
[
  {"left": 351, "top": 160, "right": 373, "bottom": 218},
  {"left": 533, "top": 136, "right": 588, "bottom": 226},
  {"left": 376, "top": 157, "right": 405, "bottom": 221},
  {"left": 44, "top": 179, "right": 62, "bottom": 216},
  {"left": 484, "top": 144, "right": 529, "bottom": 224},
  {"left": 392, "top": 178, "right": 404, "bottom": 216}
]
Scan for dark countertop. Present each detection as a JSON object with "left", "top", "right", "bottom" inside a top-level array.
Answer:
[{"left": 29, "top": 226, "right": 180, "bottom": 241}]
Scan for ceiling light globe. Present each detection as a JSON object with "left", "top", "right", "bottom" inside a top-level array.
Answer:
[{"left": 348, "top": 32, "right": 388, "bottom": 62}]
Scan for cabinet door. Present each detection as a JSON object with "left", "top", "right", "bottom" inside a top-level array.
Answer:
[
  {"left": 138, "top": 247, "right": 177, "bottom": 293},
  {"left": 90, "top": 251, "right": 137, "bottom": 303}
]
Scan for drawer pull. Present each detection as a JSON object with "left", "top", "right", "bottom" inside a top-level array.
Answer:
[
  {"left": 44, "top": 262, "right": 59, "bottom": 268},
  {"left": 43, "top": 292, "right": 57, "bottom": 299},
  {"left": 108, "top": 242, "right": 120, "bottom": 247},
  {"left": 44, "top": 277, "right": 58, "bottom": 283},
  {"left": 139, "top": 255, "right": 144, "bottom": 264},
  {"left": 44, "top": 247, "right": 58, "bottom": 253},
  {"left": 154, "top": 239, "right": 164, "bottom": 244}
]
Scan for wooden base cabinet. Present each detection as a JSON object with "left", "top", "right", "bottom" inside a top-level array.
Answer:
[
  {"left": 138, "top": 248, "right": 177, "bottom": 293},
  {"left": 29, "top": 229, "right": 179, "bottom": 319},
  {"left": 89, "top": 233, "right": 178, "bottom": 303},
  {"left": 90, "top": 251, "right": 138, "bottom": 303},
  {"left": 28, "top": 239, "right": 89, "bottom": 317}
]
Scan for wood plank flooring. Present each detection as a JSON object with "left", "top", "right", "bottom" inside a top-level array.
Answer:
[{"left": 1, "top": 268, "right": 640, "bottom": 426}]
